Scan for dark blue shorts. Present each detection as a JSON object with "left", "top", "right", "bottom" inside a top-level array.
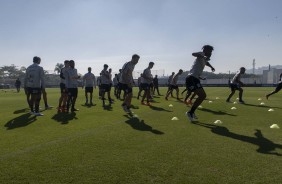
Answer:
[
  {"left": 85, "top": 87, "right": 93, "bottom": 93},
  {"left": 229, "top": 83, "right": 241, "bottom": 91},
  {"left": 119, "top": 83, "right": 132, "bottom": 94},
  {"left": 185, "top": 76, "right": 202, "bottom": 92},
  {"left": 27, "top": 87, "right": 42, "bottom": 95},
  {"left": 68, "top": 88, "right": 78, "bottom": 97},
  {"left": 141, "top": 83, "right": 150, "bottom": 91}
]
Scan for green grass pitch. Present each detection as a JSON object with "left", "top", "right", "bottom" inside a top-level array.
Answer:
[{"left": 0, "top": 87, "right": 281, "bottom": 183}]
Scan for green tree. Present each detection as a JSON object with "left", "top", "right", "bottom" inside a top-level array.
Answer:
[{"left": 54, "top": 63, "right": 64, "bottom": 74}]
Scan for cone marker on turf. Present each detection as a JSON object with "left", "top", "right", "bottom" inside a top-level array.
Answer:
[{"left": 270, "top": 124, "right": 280, "bottom": 129}]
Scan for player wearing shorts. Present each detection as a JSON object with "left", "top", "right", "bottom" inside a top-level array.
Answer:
[
  {"left": 100, "top": 64, "right": 113, "bottom": 106},
  {"left": 58, "top": 60, "right": 69, "bottom": 112},
  {"left": 226, "top": 67, "right": 246, "bottom": 103},
  {"left": 83, "top": 67, "right": 96, "bottom": 105},
  {"left": 165, "top": 69, "right": 183, "bottom": 100},
  {"left": 185, "top": 45, "right": 215, "bottom": 122},
  {"left": 141, "top": 62, "right": 154, "bottom": 105},
  {"left": 24, "top": 56, "right": 45, "bottom": 116},
  {"left": 120, "top": 54, "right": 140, "bottom": 113},
  {"left": 266, "top": 73, "right": 282, "bottom": 99},
  {"left": 166, "top": 72, "right": 175, "bottom": 98},
  {"left": 65, "top": 60, "right": 80, "bottom": 112}
]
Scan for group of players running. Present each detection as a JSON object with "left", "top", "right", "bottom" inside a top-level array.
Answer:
[{"left": 23, "top": 45, "right": 282, "bottom": 121}]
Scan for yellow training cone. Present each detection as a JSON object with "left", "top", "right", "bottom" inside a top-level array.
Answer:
[
  {"left": 214, "top": 120, "right": 223, "bottom": 124},
  {"left": 270, "top": 124, "right": 280, "bottom": 129},
  {"left": 171, "top": 117, "right": 179, "bottom": 121},
  {"left": 268, "top": 109, "right": 274, "bottom": 112},
  {"left": 231, "top": 107, "right": 237, "bottom": 110}
]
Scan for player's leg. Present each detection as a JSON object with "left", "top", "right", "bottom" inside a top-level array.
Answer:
[
  {"left": 226, "top": 87, "right": 236, "bottom": 102},
  {"left": 71, "top": 88, "right": 78, "bottom": 111},
  {"left": 238, "top": 87, "right": 244, "bottom": 103},
  {"left": 85, "top": 88, "right": 88, "bottom": 105},
  {"left": 266, "top": 83, "right": 282, "bottom": 99}
]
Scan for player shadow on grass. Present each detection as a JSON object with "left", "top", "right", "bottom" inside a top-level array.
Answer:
[
  {"left": 199, "top": 108, "right": 236, "bottom": 116},
  {"left": 243, "top": 103, "right": 282, "bottom": 109},
  {"left": 192, "top": 122, "right": 282, "bottom": 156},
  {"left": 81, "top": 104, "right": 96, "bottom": 108},
  {"left": 103, "top": 104, "right": 113, "bottom": 111},
  {"left": 13, "top": 108, "right": 30, "bottom": 114},
  {"left": 51, "top": 112, "right": 78, "bottom": 124},
  {"left": 123, "top": 115, "right": 164, "bottom": 135},
  {"left": 5, "top": 113, "right": 37, "bottom": 130},
  {"left": 149, "top": 105, "right": 172, "bottom": 112}
]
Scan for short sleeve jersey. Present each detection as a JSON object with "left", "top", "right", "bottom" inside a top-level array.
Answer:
[
  {"left": 65, "top": 68, "right": 78, "bottom": 88},
  {"left": 83, "top": 72, "right": 96, "bottom": 87},
  {"left": 141, "top": 68, "right": 152, "bottom": 84},
  {"left": 24, "top": 63, "right": 45, "bottom": 88},
  {"left": 120, "top": 61, "right": 135, "bottom": 84},
  {"left": 231, "top": 72, "right": 241, "bottom": 84},
  {"left": 187, "top": 52, "right": 209, "bottom": 78}
]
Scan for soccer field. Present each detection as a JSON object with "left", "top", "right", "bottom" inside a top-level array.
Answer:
[{"left": 0, "top": 87, "right": 281, "bottom": 183}]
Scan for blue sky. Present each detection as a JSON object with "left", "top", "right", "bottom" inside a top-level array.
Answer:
[{"left": 0, "top": 0, "right": 281, "bottom": 76}]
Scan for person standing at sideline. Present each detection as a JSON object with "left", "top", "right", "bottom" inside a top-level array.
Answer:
[
  {"left": 119, "top": 54, "right": 140, "bottom": 113},
  {"left": 15, "top": 78, "right": 21, "bottom": 93},
  {"left": 82, "top": 67, "right": 96, "bottom": 105},
  {"left": 185, "top": 45, "right": 215, "bottom": 122},
  {"left": 24, "top": 56, "right": 45, "bottom": 116}
]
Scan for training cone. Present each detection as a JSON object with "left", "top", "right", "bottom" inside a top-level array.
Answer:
[
  {"left": 208, "top": 101, "right": 213, "bottom": 103},
  {"left": 268, "top": 109, "right": 274, "bottom": 112},
  {"left": 133, "top": 114, "right": 139, "bottom": 118},
  {"left": 198, "top": 105, "right": 203, "bottom": 109},
  {"left": 270, "top": 124, "right": 280, "bottom": 129},
  {"left": 168, "top": 104, "right": 173, "bottom": 107},
  {"left": 231, "top": 107, "right": 237, "bottom": 110},
  {"left": 214, "top": 120, "right": 223, "bottom": 124},
  {"left": 216, "top": 97, "right": 220, "bottom": 100},
  {"left": 171, "top": 117, "right": 179, "bottom": 121},
  {"left": 233, "top": 102, "right": 237, "bottom": 104},
  {"left": 260, "top": 102, "right": 265, "bottom": 105},
  {"left": 258, "top": 98, "right": 262, "bottom": 101}
]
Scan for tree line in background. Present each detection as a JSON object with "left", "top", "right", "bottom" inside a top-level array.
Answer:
[{"left": 1, "top": 63, "right": 260, "bottom": 80}]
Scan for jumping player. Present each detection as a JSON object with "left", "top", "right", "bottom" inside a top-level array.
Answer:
[{"left": 185, "top": 45, "right": 215, "bottom": 122}]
